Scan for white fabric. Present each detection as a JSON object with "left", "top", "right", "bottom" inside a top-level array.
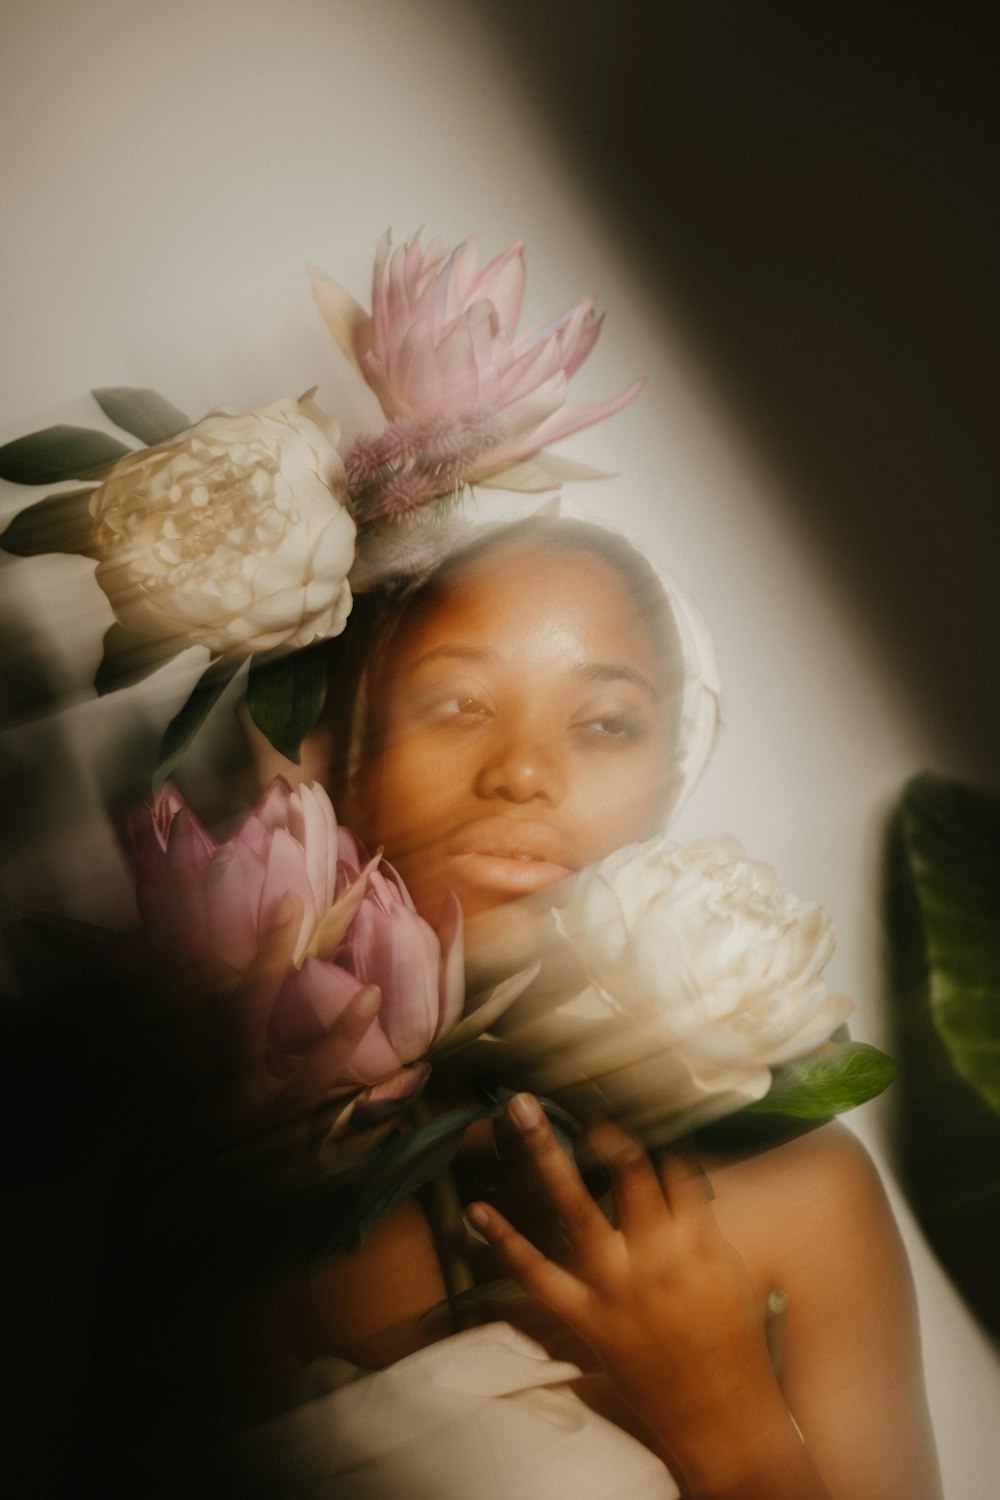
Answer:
[
  {"left": 231, "top": 1321, "right": 679, "bottom": 1498},
  {"left": 651, "top": 566, "right": 721, "bottom": 819}
]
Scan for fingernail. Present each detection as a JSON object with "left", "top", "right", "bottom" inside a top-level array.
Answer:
[
  {"left": 460, "top": 1211, "right": 489, "bottom": 1245},
  {"left": 466, "top": 1202, "right": 490, "bottom": 1230},
  {"left": 509, "top": 1093, "right": 542, "bottom": 1131}
]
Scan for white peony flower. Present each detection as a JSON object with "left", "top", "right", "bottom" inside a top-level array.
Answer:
[
  {"left": 89, "top": 397, "right": 356, "bottom": 658},
  {"left": 500, "top": 835, "right": 853, "bottom": 1140}
]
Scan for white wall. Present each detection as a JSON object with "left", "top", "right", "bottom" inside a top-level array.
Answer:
[{"left": 2, "top": 1, "right": 996, "bottom": 1491}]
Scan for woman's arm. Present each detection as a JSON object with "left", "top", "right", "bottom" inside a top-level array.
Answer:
[
  {"left": 469, "top": 1097, "right": 940, "bottom": 1500},
  {"left": 709, "top": 1122, "right": 942, "bottom": 1500}
]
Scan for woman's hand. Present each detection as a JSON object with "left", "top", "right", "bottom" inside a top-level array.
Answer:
[{"left": 468, "top": 1094, "right": 834, "bottom": 1500}]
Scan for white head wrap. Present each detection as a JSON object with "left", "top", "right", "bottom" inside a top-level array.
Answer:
[{"left": 651, "top": 565, "right": 721, "bottom": 821}]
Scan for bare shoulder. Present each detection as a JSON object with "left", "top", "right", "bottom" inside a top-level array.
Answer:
[
  {"left": 705, "top": 1124, "right": 941, "bottom": 1498},
  {"left": 703, "top": 1121, "right": 902, "bottom": 1294}
]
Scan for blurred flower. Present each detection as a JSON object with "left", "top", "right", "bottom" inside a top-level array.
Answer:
[
  {"left": 310, "top": 231, "right": 643, "bottom": 485},
  {"left": 91, "top": 396, "right": 356, "bottom": 659},
  {"left": 500, "top": 835, "right": 853, "bottom": 1139},
  {"left": 267, "top": 837, "right": 465, "bottom": 1111},
  {"left": 129, "top": 779, "right": 464, "bottom": 1115},
  {"left": 345, "top": 406, "right": 506, "bottom": 524}
]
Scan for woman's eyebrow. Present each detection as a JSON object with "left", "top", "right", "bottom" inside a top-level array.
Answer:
[
  {"left": 403, "top": 644, "right": 496, "bottom": 672},
  {"left": 579, "top": 662, "right": 661, "bottom": 700}
]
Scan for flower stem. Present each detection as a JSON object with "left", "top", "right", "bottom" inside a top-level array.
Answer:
[{"left": 409, "top": 1096, "right": 475, "bottom": 1325}]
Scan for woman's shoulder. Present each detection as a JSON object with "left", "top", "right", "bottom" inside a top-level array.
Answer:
[
  {"left": 703, "top": 1121, "right": 899, "bottom": 1293},
  {"left": 705, "top": 1117, "right": 884, "bottom": 1206}
]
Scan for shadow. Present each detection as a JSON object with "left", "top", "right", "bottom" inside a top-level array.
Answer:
[{"left": 478, "top": 1, "right": 1000, "bottom": 775}]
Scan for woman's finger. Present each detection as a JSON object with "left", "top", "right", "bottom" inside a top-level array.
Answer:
[
  {"left": 586, "top": 1120, "right": 667, "bottom": 1240},
  {"left": 506, "top": 1093, "right": 609, "bottom": 1253},
  {"left": 466, "top": 1200, "right": 589, "bottom": 1323},
  {"left": 658, "top": 1147, "right": 715, "bottom": 1221}
]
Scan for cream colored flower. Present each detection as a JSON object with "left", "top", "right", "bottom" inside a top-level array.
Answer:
[
  {"left": 90, "top": 397, "right": 356, "bottom": 657},
  {"left": 501, "top": 835, "right": 853, "bottom": 1140}
]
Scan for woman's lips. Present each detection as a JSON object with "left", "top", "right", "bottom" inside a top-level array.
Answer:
[
  {"left": 445, "top": 820, "right": 578, "bottom": 899},
  {"left": 448, "top": 850, "right": 574, "bottom": 897}
]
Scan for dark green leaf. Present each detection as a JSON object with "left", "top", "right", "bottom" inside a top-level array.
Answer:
[
  {"left": 91, "top": 387, "right": 192, "bottom": 446},
  {"left": 886, "top": 784, "right": 1000, "bottom": 1344},
  {"left": 95, "top": 622, "right": 182, "bottom": 696},
  {"left": 246, "top": 645, "right": 328, "bottom": 764},
  {"left": 744, "top": 1040, "right": 898, "bottom": 1119},
  {"left": 0, "top": 489, "right": 98, "bottom": 557},
  {"left": 153, "top": 658, "right": 244, "bottom": 791},
  {"left": 320, "top": 1106, "right": 491, "bottom": 1251},
  {"left": 685, "top": 1042, "right": 897, "bottom": 1154},
  {"left": 362, "top": 1105, "right": 488, "bottom": 1186},
  {"left": 901, "top": 773, "right": 1000, "bottom": 1113},
  {"left": 357, "top": 1135, "right": 466, "bottom": 1242},
  {"left": 0, "top": 426, "right": 132, "bottom": 485}
]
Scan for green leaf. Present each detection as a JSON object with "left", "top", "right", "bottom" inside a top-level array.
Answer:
[
  {"left": 744, "top": 1041, "right": 898, "bottom": 1118},
  {"left": 91, "top": 387, "right": 192, "bottom": 446},
  {"left": 886, "top": 777, "right": 1000, "bottom": 1344},
  {"left": 691, "top": 1041, "right": 897, "bottom": 1153},
  {"left": 153, "top": 658, "right": 244, "bottom": 791},
  {"left": 320, "top": 1105, "right": 490, "bottom": 1251},
  {"left": 901, "top": 773, "right": 1000, "bottom": 1113},
  {"left": 94, "top": 622, "right": 182, "bottom": 696},
  {"left": 0, "top": 426, "right": 132, "bottom": 485},
  {"left": 246, "top": 645, "right": 328, "bottom": 764},
  {"left": 0, "top": 489, "right": 98, "bottom": 557}
]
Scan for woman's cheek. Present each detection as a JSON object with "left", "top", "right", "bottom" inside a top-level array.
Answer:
[{"left": 570, "top": 757, "right": 668, "bottom": 861}]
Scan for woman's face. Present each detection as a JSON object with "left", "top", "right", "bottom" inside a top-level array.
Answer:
[{"left": 357, "top": 542, "right": 674, "bottom": 924}]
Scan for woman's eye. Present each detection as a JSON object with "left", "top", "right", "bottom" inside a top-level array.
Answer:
[
  {"left": 440, "top": 695, "right": 488, "bottom": 719},
  {"left": 420, "top": 689, "right": 493, "bottom": 724},
  {"left": 575, "top": 714, "right": 640, "bottom": 742}
]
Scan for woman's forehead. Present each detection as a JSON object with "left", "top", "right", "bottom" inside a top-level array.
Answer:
[{"left": 396, "top": 542, "right": 664, "bottom": 676}]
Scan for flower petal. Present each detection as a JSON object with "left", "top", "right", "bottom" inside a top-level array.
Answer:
[
  {"left": 353, "top": 1062, "right": 431, "bottom": 1122},
  {"left": 308, "top": 263, "right": 373, "bottom": 376}
]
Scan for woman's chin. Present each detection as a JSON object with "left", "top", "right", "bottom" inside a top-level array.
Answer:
[{"left": 459, "top": 877, "right": 584, "bottom": 997}]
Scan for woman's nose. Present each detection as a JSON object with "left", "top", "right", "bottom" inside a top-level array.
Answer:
[{"left": 474, "top": 730, "right": 565, "bottom": 805}]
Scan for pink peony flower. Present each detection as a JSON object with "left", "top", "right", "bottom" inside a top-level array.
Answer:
[
  {"left": 128, "top": 778, "right": 464, "bottom": 1115},
  {"left": 310, "top": 231, "right": 643, "bottom": 485}
]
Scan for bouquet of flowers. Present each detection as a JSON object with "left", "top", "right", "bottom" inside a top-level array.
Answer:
[
  {"left": 124, "top": 777, "right": 894, "bottom": 1265},
  {"left": 1, "top": 223, "right": 895, "bottom": 1277}
]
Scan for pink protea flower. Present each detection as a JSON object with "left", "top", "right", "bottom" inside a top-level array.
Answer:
[
  {"left": 128, "top": 778, "right": 464, "bottom": 1116},
  {"left": 267, "top": 843, "right": 466, "bottom": 1113},
  {"left": 344, "top": 406, "right": 507, "bottom": 524},
  {"left": 310, "top": 230, "right": 643, "bottom": 486}
]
